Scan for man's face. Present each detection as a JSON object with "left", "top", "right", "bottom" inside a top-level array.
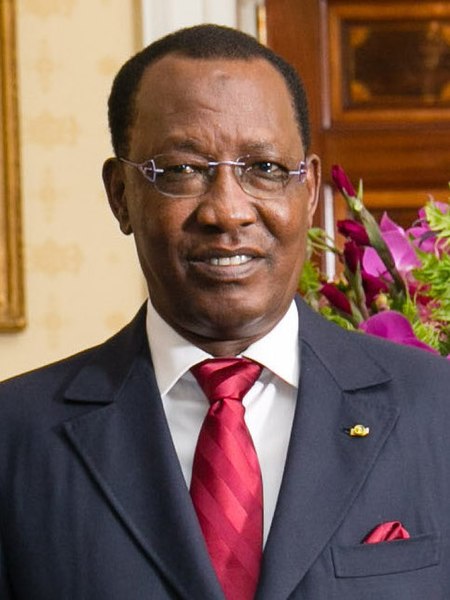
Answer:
[{"left": 103, "top": 55, "right": 320, "bottom": 354}]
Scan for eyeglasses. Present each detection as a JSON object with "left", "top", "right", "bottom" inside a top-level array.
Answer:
[{"left": 119, "top": 153, "right": 307, "bottom": 199}]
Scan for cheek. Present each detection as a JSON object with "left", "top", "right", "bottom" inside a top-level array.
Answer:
[
  {"left": 130, "top": 199, "right": 192, "bottom": 270},
  {"left": 263, "top": 202, "right": 310, "bottom": 292},
  {"left": 263, "top": 199, "right": 310, "bottom": 254}
]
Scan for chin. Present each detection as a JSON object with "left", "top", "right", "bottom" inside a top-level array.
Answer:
[{"left": 191, "top": 302, "right": 281, "bottom": 340}]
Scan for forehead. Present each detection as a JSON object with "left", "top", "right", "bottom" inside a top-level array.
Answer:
[{"left": 129, "top": 55, "right": 302, "bottom": 155}]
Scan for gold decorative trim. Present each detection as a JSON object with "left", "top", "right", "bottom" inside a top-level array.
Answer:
[
  {"left": 256, "top": 5, "right": 267, "bottom": 46},
  {"left": 131, "top": 0, "right": 143, "bottom": 51},
  {"left": 0, "top": 1, "right": 25, "bottom": 330}
]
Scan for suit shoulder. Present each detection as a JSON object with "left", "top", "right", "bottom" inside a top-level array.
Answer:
[
  {"left": 347, "top": 324, "right": 450, "bottom": 377},
  {"left": 0, "top": 304, "right": 148, "bottom": 402},
  {"left": 0, "top": 343, "right": 100, "bottom": 403},
  {"left": 298, "top": 298, "right": 450, "bottom": 395}
]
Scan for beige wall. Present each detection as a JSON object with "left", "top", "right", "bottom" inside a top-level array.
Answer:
[{"left": 0, "top": 0, "right": 146, "bottom": 380}]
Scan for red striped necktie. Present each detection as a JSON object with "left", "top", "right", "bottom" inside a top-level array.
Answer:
[{"left": 190, "top": 357, "right": 263, "bottom": 600}]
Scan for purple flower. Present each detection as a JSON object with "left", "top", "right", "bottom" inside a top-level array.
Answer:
[
  {"left": 380, "top": 214, "right": 421, "bottom": 273},
  {"left": 362, "top": 247, "right": 390, "bottom": 280},
  {"left": 363, "top": 212, "right": 421, "bottom": 279},
  {"left": 337, "top": 219, "right": 370, "bottom": 245},
  {"left": 359, "top": 312, "right": 439, "bottom": 355},
  {"left": 321, "top": 282, "right": 352, "bottom": 315},
  {"left": 407, "top": 224, "right": 438, "bottom": 254},
  {"left": 407, "top": 203, "right": 448, "bottom": 255},
  {"left": 332, "top": 165, "right": 356, "bottom": 197}
]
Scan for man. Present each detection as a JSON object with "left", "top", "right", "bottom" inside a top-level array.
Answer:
[{"left": 0, "top": 24, "right": 449, "bottom": 600}]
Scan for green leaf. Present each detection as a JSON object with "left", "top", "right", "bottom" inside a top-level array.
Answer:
[
  {"left": 425, "top": 201, "right": 450, "bottom": 241},
  {"left": 298, "top": 260, "right": 321, "bottom": 296},
  {"left": 319, "top": 306, "right": 357, "bottom": 331}
]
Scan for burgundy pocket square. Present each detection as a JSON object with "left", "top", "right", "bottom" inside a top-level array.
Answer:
[{"left": 363, "top": 520, "right": 410, "bottom": 544}]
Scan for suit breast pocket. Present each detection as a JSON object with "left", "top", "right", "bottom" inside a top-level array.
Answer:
[{"left": 331, "top": 533, "right": 442, "bottom": 600}]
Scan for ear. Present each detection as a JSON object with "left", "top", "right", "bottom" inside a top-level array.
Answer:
[
  {"left": 102, "top": 158, "right": 133, "bottom": 235},
  {"left": 305, "top": 153, "right": 321, "bottom": 227}
]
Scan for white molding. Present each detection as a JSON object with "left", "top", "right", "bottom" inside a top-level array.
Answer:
[
  {"left": 323, "top": 184, "right": 337, "bottom": 280},
  {"left": 140, "top": 0, "right": 264, "bottom": 44},
  {"left": 141, "top": 0, "right": 237, "bottom": 45},
  {"left": 237, "top": 0, "right": 264, "bottom": 38}
]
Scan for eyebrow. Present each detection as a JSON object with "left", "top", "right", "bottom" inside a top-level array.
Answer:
[
  {"left": 243, "top": 141, "right": 281, "bottom": 155},
  {"left": 160, "top": 139, "right": 205, "bottom": 154},
  {"left": 161, "top": 139, "right": 287, "bottom": 157},
  {"left": 157, "top": 137, "right": 296, "bottom": 158}
]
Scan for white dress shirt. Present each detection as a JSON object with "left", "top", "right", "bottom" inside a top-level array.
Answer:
[{"left": 146, "top": 299, "right": 300, "bottom": 545}]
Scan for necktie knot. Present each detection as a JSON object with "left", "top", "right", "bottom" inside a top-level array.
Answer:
[{"left": 191, "top": 357, "right": 262, "bottom": 405}]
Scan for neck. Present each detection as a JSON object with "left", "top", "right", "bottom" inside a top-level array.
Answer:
[
  {"left": 147, "top": 298, "right": 293, "bottom": 357},
  {"left": 174, "top": 329, "right": 263, "bottom": 357}
]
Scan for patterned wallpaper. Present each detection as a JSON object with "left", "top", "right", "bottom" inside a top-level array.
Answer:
[{"left": 0, "top": 0, "right": 146, "bottom": 379}]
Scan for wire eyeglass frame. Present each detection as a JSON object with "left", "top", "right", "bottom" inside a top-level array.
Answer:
[{"left": 119, "top": 154, "right": 308, "bottom": 199}]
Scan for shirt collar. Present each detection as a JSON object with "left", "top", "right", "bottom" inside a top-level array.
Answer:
[{"left": 146, "top": 299, "right": 300, "bottom": 396}]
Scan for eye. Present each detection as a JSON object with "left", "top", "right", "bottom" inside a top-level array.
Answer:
[
  {"left": 164, "top": 163, "right": 197, "bottom": 176},
  {"left": 247, "top": 159, "right": 289, "bottom": 182},
  {"left": 157, "top": 158, "right": 208, "bottom": 181}
]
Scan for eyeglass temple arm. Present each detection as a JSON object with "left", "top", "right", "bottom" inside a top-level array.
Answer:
[
  {"left": 289, "top": 160, "right": 307, "bottom": 182},
  {"left": 119, "top": 157, "right": 164, "bottom": 183}
]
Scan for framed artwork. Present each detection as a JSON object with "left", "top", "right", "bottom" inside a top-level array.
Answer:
[
  {"left": 0, "top": 1, "right": 25, "bottom": 331},
  {"left": 328, "top": 2, "right": 450, "bottom": 124}
]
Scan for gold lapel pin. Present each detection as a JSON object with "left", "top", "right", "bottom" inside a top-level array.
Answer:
[{"left": 347, "top": 424, "right": 370, "bottom": 437}]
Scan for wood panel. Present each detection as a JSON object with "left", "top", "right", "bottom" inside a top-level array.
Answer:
[{"left": 266, "top": 0, "right": 450, "bottom": 231}]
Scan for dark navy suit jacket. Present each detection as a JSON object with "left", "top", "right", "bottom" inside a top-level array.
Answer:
[{"left": 0, "top": 298, "right": 449, "bottom": 599}]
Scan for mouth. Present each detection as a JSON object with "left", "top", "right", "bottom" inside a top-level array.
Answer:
[
  {"left": 206, "top": 255, "right": 253, "bottom": 266},
  {"left": 189, "top": 249, "right": 264, "bottom": 280}
]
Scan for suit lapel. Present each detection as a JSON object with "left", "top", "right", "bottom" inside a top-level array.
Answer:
[
  {"left": 257, "top": 300, "right": 400, "bottom": 600},
  {"left": 61, "top": 306, "right": 224, "bottom": 600},
  {"left": 58, "top": 300, "right": 402, "bottom": 600}
]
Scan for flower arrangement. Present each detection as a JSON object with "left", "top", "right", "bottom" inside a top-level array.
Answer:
[{"left": 299, "top": 165, "right": 450, "bottom": 358}]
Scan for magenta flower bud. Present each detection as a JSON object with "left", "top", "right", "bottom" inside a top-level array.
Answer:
[
  {"left": 321, "top": 282, "right": 352, "bottom": 315},
  {"left": 337, "top": 219, "right": 370, "bottom": 246},
  {"left": 343, "top": 240, "right": 363, "bottom": 273},
  {"left": 331, "top": 165, "right": 356, "bottom": 197},
  {"left": 361, "top": 272, "right": 389, "bottom": 306}
]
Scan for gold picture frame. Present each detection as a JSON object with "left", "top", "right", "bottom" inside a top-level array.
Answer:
[{"left": 0, "top": 0, "right": 24, "bottom": 331}]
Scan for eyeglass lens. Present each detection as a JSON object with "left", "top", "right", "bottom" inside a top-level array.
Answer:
[{"left": 142, "top": 154, "right": 302, "bottom": 199}]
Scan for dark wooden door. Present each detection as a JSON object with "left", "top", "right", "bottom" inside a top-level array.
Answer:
[{"left": 266, "top": 0, "right": 450, "bottom": 229}]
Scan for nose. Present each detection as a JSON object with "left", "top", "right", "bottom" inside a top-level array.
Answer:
[{"left": 195, "top": 165, "right": 257, "bottom": 232}]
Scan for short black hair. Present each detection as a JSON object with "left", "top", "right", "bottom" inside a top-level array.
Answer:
[{"left": 107, "top": 24, "right": 311, "bottom": 157}]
